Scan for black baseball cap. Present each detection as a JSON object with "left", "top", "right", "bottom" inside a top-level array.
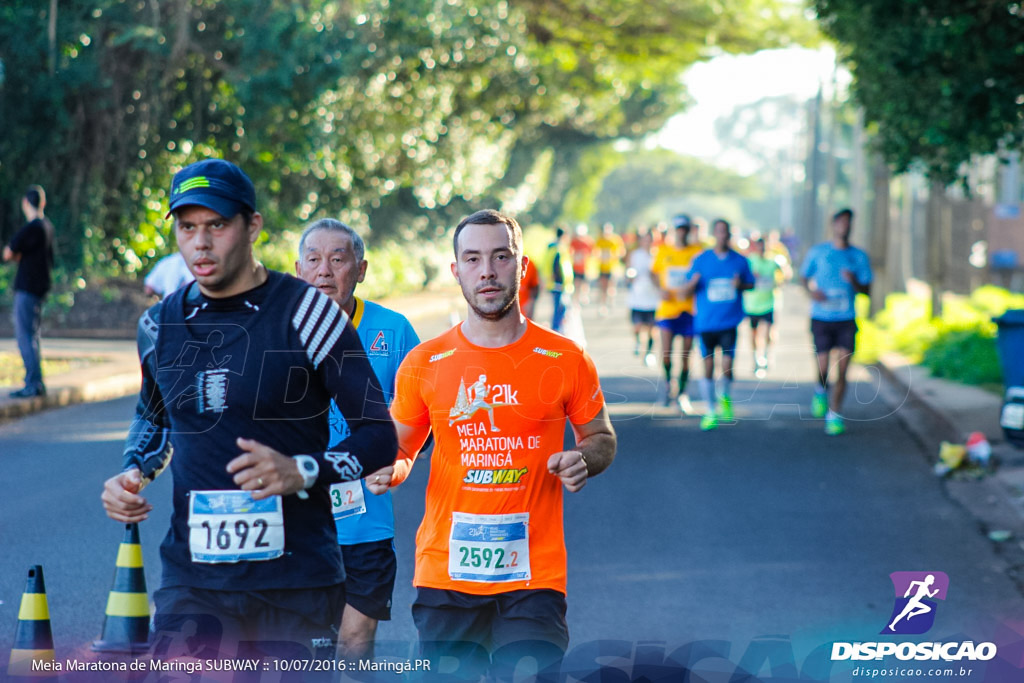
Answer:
[
  {"left": 166, "top": 159, "right": 257, "bottom": 219},
  {"left": 672, "top": 214, "right": 692, "bottom": 229}
]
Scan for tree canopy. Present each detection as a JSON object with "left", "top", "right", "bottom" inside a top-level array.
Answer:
[
  {"left": 814, "top": 0, "right": 1024, "bottom": 184},
  {"left": 1, "top": 0, "right": 813, "bottom": 277}
]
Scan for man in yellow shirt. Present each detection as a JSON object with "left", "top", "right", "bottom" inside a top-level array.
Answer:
[{"left": 651, "top": 215, "right": 704, "bottom": 413}]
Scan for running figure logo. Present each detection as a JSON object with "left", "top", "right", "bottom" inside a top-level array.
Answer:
[
  {"left": 882, "top": 571, "right": 949, "bottom": 635},
  {"left": 449, "top": 374, "right": 512, "bottom": 432}
]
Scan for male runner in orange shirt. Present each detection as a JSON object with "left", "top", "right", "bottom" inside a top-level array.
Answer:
[{"left": 371, "top": 209, "right": 616, "bottom": 681}]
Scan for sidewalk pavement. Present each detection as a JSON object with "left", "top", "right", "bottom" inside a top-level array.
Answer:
[
  {"left": 3, "top": 286, "right": 1023, "bottom": 579},
  {"left": 0, "top": 287, "right": 465, "bottom": 422},
  {"left": 876, "top": 353, "right": 1024, "bottom": 579}
]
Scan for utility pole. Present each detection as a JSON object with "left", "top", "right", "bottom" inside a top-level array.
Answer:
[{"left": 800, "top": 87, "right": 824, "bottom": 254}]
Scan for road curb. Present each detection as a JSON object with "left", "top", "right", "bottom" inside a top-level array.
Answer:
[
  {"left": 0, "top": 362, "right": 140, "bottom": 420},
  {"left": 875, "top": 354, "right": 1024, "bottom": 589}
]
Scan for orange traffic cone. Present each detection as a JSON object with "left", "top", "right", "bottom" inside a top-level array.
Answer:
[
  {"left": 92, "top": 523, "right": 151, "bottom": 653},
  {"left": 7, "top": 565, "right": 57, "bottom": 680}
]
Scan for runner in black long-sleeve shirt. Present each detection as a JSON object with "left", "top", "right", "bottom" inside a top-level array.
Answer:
[{"left": 101, "top": 159, "right": 397, "bottom": 662}]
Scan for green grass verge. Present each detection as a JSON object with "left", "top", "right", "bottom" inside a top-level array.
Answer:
[{"left": 854, "top": 285, "right": 1024, "bottom": 388}]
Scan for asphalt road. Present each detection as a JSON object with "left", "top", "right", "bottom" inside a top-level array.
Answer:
[{"left": 1, "top": 287, "right": 1021, "bottom": 681}]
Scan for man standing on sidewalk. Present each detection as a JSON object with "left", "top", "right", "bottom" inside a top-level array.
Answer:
[
  {"left": 3, "top": 185, "right": 55, "bottom": 398},
  {"left": 101, "top": 159, "right": 397, "bottom": 662},
  {"left": 800, "top": 208, "right": 873, "bottom": 435},
  {"left": 371, "top": 209, "right": 616, "bottom": 681},
  {"left": 295, "top": 217, "right": 419, "bottom": 660}
]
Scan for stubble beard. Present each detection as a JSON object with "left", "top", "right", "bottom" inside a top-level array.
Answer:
[{"left": 464, "top": 282, "right": 518, "bottom": 322}]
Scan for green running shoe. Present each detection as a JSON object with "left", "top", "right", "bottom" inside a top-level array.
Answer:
[
  {"left": 717, "top": 395, "right": 734, "bottom": 421},
  {"left": 700, "top": 413, "right": 718, "bottom": 431},
  {"left": 825, "top": 414, "right": 845, "bottom": 436},
  {"left": 811, "top": 392, "right": 828, "bottom": 419}
]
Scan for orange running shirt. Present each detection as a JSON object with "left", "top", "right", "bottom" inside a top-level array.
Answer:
[{"left": 391, "top": 321, "right": 605, "bottom": 595}]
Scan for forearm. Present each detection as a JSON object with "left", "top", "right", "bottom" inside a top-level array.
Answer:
[
  {"left": 578, "top": 431, "right": 616, "bottom": 477},
  {"left": 389, "top": 420, "right": 431, "bottom": 487},
  {"left": 122, "top": 413, "right": 172, "bottom": 486},
  {"left": 125, "top": 306, "right": 172, "bottom": 486},
  {"left": 390, "top": 455, "right": 416, "bottom": 487},
  {"left": 318, "top": 420, "right": 398, "bottom": 483}
]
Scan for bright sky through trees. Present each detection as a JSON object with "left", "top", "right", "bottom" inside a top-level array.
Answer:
[{"left": 652, "top": 46, "right": 841, "bottom": 174}]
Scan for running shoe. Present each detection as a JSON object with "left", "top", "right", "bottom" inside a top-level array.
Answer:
[
  {"left": 644, "top": 352, "right": 657, "bottom": 368},
  {"left": 677, "top": 394, "right": 695, "bottom": 415},
  {"left": 811, "top": 392, "right": 828, "bottom": 419},
  {"left": 825, "top": 414, "right": 845, "bottom": 436},
  {"left": 700, "top": 413, "right": 718, "bottom": 431},
  {"left": 717, "top": 395, "right": 734, "bottom": 421}
]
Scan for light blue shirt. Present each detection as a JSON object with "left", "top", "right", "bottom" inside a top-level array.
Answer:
[
  {"left": 687, "top": 249, "right": 755, "bottom": 333},
  {"left": 329, "top": 298, "right": 420, "bottom": 545},
  {"left": 800, "top": 243, "right": 872, "bottom": 322}
]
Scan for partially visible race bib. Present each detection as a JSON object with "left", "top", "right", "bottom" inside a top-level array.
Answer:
[
  {"left": 821, "top": 287, "right": 852, "bottom": 313},
  {"left": 188, "top": 490, "right": 284, "bottom": 564},
  {"left": 330, "top": 481, "right": 367, "bottom": 522},
  {"left": 448, "top": 512, "right": 530, "bottom": 583},
  {"left": 666, "top": 267, "right": 689, "bottom": 290},
  {"left": 707, "top": 278, "right": 737, "bottom": 303}
]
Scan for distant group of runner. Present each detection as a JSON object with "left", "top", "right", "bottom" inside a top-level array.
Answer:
[{"left": 527, "top": 209, "right": 872, "bottom": 435}]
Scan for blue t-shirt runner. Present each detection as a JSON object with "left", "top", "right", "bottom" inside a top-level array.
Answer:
[
  {"left": 687, "top": 249, "right": 755, "bottom": 333},
  {"left": 800, "top": 242, "right": 872, "bottom": 322},
  {"left": 328, "top": 297, "right": 420, "bottom": 544}
]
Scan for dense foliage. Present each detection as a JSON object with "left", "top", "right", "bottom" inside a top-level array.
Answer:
[
  {"left": 855, "top": 286, "right": 1024, "bottom": 387},
  {"left": 814, "top": 0, "right": 1024, "bottom": 184},
  {"left": 1, "top": 0, "right": 811, "bottom": 279}
]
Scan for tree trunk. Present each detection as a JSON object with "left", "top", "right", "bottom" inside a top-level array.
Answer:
[
  {"left": 926, "top": 181, "right": 948, "bottom": 319},
  {"left": 47, "top": 0, "right": 57, "bottom": 75},
  {"left": 868, "top": 153, "right": 890, "bottom": 316}
]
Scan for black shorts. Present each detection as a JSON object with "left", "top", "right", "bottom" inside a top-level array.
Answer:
[
  {"left": 630, "top": 309, "right": 656, "bottom": 325},
  {"left": 152, "top": 584, "right": 344, "bottom": 660},
  {"left": 412, "top": 587, "right": 568, "bottom": 680},
  {"left": 341, "top": 538, "right": 397, "bottom": 621},
  {"left": 748, "top": 311, "right": 774, "bottom": 328},
  {"left": 811, "top": 318, "right": 858, "bottom": 353},
  {"left": 699, "top": 328, "right": 738, "bottom": 357}
]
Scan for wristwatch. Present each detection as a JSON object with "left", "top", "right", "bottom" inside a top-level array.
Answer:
[{"left": 294, "top": 455, "right": 319, "bottom": 490}]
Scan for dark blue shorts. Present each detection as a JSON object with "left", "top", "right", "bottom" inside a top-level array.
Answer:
[
  {"left": 341, "top": 538, "right": 397, "bottom": 621},
  {"left": 699, "top": 328, "right": 739, "bottom": 357},
  {"left": 811, "top": 318, "right": 858, "bottom": 353},
  {"left": 412, "top": 587, "right": 568, "bottom": 681},
  {"left": 748, "top": 311, "right": 774, "bottom": 328},
  {"left": 152, "top": 583, "right": 344, "bottom": 660},
  {"left": 655, "top": 312, "right": 695, "bottom": 337},
  {"left": 630, "top": 309, "right": 656, "bottom": 325}
]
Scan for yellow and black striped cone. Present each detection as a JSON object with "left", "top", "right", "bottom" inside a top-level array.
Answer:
[
  {"left": 91, "top": 523, "right": 151, "bottom": 653},
  {"left": 7, "top": 565, "right": 56, "bottom": 680}
]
